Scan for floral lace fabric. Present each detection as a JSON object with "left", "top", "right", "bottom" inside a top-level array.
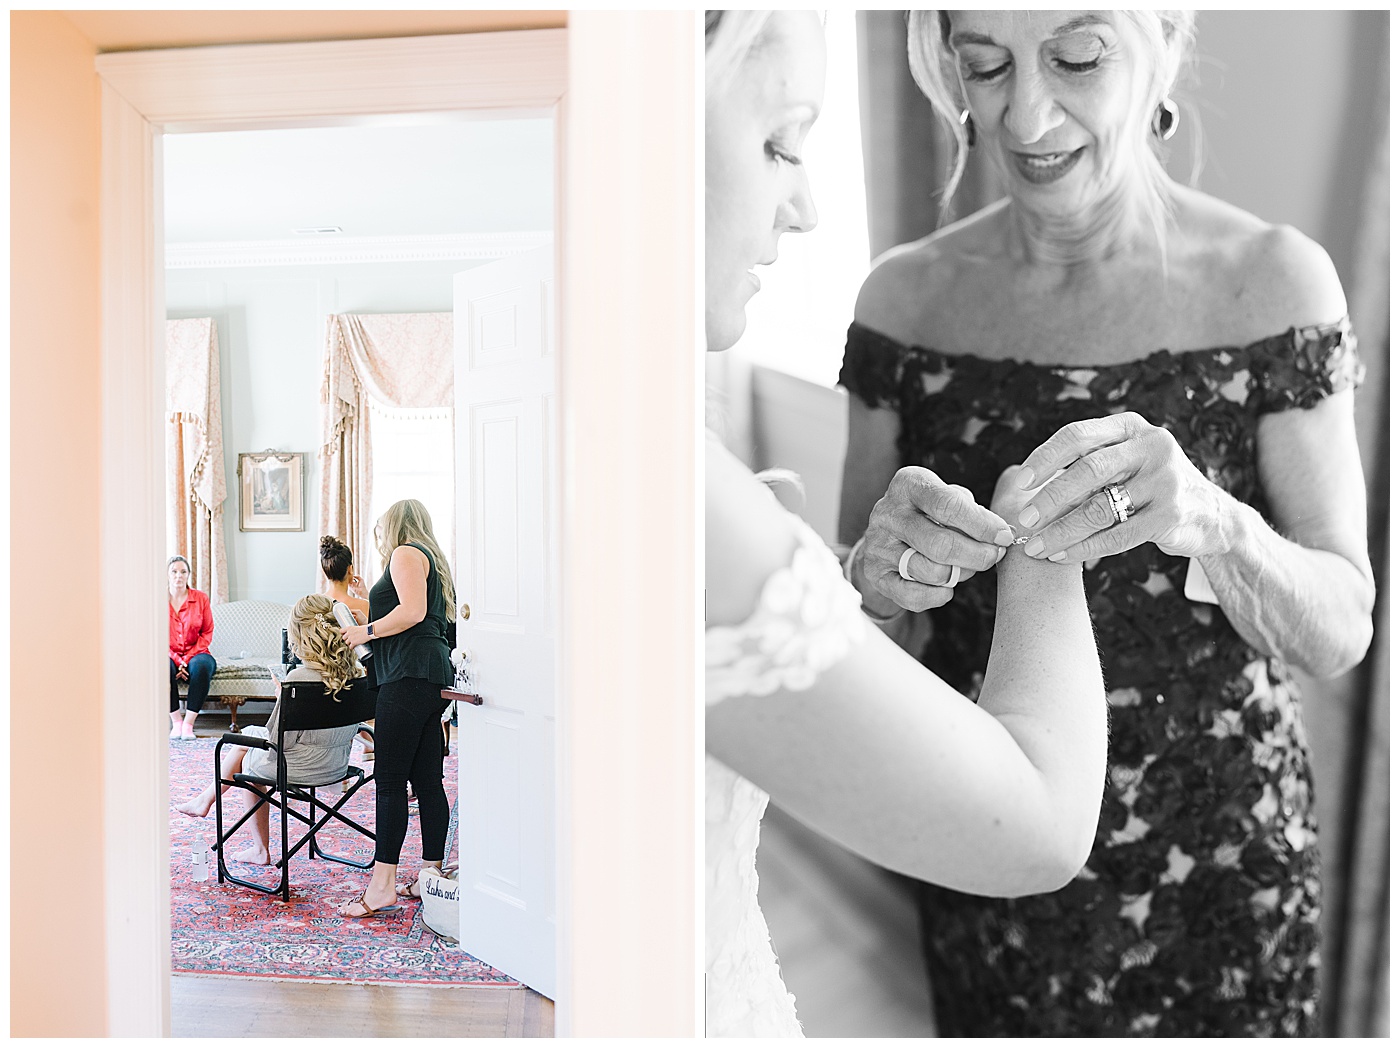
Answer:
[
  {"left": 839, "top": 317, "right": 1361, "bottom": 1037},
  {"left": 705, "top": 513, "right": 868, "bottom": 1037}
]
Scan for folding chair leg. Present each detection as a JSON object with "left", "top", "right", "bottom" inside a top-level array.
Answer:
[
  {"left": 308, "top": 786, "right": 319, "bottom": 860},
  {"left": 281, "top": 778, "right": 291, "bottom": 903}
]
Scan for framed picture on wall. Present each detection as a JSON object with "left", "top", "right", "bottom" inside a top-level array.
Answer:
[{"left": 237, "top": 450, "right": 305, "bottom": 531}]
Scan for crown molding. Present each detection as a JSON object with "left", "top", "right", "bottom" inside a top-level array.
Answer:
[{"left": 165, "top": 230, "right": 551, "bottom": 269}]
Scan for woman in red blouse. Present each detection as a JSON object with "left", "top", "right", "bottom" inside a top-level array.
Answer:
[{"left": 169, "top": 555, "right": 216, "bottom": 740}]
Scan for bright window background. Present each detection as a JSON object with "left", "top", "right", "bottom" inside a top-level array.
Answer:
[
  {"left": 365, "top": 401, "right": 455, "bottom": 588},
  {"left": 723, "top": 10, "right": 870, "bottom": 388}
]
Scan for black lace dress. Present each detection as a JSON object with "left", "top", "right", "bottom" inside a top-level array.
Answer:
[{"left": 839, "top": 318, "right": 1363, "bottom": 1037}]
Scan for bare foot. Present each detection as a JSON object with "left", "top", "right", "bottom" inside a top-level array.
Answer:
[
  {"left": 175, "top": 795, "right": 213, "bottom": 819},
  {"left": 232, "top": 844, "right": 271, "bottom": 865}
]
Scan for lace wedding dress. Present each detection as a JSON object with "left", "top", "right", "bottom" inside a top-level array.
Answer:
[{"left": 705, "top": 510, "right": 868, "bottom": 1037}]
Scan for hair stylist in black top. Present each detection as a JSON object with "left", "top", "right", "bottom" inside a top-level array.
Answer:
[{"left": 337, "top": 498, "right": 456, "bottom": 918}]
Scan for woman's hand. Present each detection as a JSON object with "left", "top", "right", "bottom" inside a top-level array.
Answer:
[
  {"left": 340, "top": 623, "right": 372, "bottom": 649},
  {"left": 859, "top": 466, "right": 1014, "bottom": 612},
  {"left": 989, "top": 461, "right": 1040, "bottom": 527},
  {"left": 1013, "top": 412, "right": 1230, "bottom": 563},
  {"left": 348, "top": 573, "right": 368, "bottom": 601},
  {"left": 176, "top": 662, "right": 189, "bottom": 682}
]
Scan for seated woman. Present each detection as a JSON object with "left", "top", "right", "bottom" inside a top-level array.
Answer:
[
  {"left": 168, "top": 554, "right": 216, "bottom": 740},
  {"left": 319, "top": 535, "right": 370, "bottom": 625},
  {"left": 175, "top": 594, "right": 368, "bottom": 866},
  {"left": 319, "top": 535, "right": 376, "bottom": 758}
]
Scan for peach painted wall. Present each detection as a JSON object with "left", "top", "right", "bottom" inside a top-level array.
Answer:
[
  {"left": 10, "top": 10, "right": 107, "bottom": 1037},
  {"left": 562, "top": 11, "right": 697, "bottom": 1035}
]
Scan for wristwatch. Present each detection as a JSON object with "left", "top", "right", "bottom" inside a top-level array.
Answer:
[{"left": 367, "top": 623, "right": 375, "bottom": 637}]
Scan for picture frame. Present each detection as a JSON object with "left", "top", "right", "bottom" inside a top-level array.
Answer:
[{"left": 237, "top": 450, "right": 305, "bottom": 531}]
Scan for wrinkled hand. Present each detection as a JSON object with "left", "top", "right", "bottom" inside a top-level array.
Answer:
[
  {"left": 860, "top": 465, "right": 1015, "bottom": 612},
  {"left": 1014, "top": 412, "right": 1229, "bottom": 563}
]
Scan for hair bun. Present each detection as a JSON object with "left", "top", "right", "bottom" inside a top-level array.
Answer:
[{"left": 320, "top": 535, "right": 339, "bottom": 555}]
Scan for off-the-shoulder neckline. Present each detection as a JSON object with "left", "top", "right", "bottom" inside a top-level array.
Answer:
[{"left": 846, "top": 317, "right": 1350, "bottom": 373}]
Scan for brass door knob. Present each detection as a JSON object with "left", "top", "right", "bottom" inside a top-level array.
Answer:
[{"left": 459, "top": 602, "right": 471, "bottom": 621}]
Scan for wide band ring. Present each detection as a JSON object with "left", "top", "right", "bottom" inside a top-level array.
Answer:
[
  {"left": 1106, "top": 484, "right": 1134, "bottom": 525},
  {"left": 898, "top": 547, "right": 918, "bottom": 582},
  {"left": 937, "top": 564, "right": 962, "bottom": 589}
]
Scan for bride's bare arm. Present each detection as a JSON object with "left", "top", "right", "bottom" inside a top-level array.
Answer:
[{"left": 708, "top": 444, "right": 1106, "bottom": 897}]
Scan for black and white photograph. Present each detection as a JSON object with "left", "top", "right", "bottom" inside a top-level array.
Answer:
[{"left": 704, "top": 9, "right": 1387, "bottom": 1039}]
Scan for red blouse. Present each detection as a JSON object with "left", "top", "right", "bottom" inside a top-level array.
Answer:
[{"left": 169, "top": 588, "right": 214, "bottom": 665}]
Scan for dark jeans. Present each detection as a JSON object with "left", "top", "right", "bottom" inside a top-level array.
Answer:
[
  {"left": 373, "top": 676, "right": 451, "bottom": 866},
  {"left": 170, "top": 652, "right": 217, "bottom": 715}
]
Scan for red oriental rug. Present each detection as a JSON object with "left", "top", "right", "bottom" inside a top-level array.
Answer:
[{"left": 169, "top": 735, "right": 515, "bottom": 987}]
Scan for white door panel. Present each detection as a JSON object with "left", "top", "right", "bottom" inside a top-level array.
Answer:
[{"left": 454, "top": 244, "right": 556, "bottom": 998}]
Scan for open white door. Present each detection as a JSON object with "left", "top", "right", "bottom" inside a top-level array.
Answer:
[{"left": 453, "top": 244, "right": 556, "bottom": 998}]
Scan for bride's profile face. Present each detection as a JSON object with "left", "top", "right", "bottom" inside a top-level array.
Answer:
[{"left": 705, "top": 11, "right": 825, "bottom": 353}]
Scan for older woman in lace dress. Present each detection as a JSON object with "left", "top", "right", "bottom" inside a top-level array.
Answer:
[{"left": 839, "top": 11, "right": 1373, "bottom": 1036}]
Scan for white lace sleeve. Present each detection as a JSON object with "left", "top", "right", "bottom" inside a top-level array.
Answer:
[{"left": 706, "top": 519, "right": 868, "bottom": 706}]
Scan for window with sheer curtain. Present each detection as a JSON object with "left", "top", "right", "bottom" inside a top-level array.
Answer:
[
  {"left": 364, "top": 401, "right": 455, "bottom": 588},
  {"left": 319, "top": 311, "right": 454, "bottom": 586}
]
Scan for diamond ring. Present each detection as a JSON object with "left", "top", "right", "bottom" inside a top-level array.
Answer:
[{"left": 1105, "top": 484, "right": 1134, "bottom": 525}]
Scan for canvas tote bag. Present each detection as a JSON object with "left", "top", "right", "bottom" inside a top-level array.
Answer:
[{"left": 419, "top": 867, "right": 460, "bottom": 943}]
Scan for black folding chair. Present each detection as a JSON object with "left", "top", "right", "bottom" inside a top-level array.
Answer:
[{"left": 212, "top": 673, "right": 376, "bottom": 902}]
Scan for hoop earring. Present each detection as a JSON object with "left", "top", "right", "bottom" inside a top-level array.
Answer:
[
  {"left": 959, "top": 108, "right": 977, "bottom": 149},
  {"left": 1152, "top": 97, "right": 1180, "bottom": 141}
]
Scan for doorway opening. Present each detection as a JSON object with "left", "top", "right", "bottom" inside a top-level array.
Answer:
[{"left": 161, "top": 116, "right": 557, "bottom": 1018}]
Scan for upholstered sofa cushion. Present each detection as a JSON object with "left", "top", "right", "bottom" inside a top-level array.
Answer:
[
  {"left": 207, "top": 600, "right": 291, "bottom": 662},
  {"left": 180, "top": 599, "right": 290, "bottom": 701}
]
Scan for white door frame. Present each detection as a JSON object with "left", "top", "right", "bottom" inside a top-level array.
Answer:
[{"left": 97, "top": 29, "right": 568, "bottom": 1036}]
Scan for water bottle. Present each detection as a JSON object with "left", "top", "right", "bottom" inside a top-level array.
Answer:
[{"left": 191, "top": 835, "right": 210, "bottom": 882}]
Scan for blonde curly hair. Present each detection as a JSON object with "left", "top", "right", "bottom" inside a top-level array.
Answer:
[{"left": 287, "top": 594, "right": 365, "bottom": 697}]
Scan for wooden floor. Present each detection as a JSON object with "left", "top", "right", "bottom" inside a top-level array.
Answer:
[
  {"left": 174, "top": 713, "right": 553, "bottom": 1038},
  {"left": 172, "top": 975, "right": 553, "bottom": 1037}
]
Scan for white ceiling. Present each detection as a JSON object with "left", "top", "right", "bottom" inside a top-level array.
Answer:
[{"left": 163, "top": 117, "right": 554, "bottom": 244}]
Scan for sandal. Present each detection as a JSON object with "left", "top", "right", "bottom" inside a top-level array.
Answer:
[{"left": 339, "top": 891, "right": 402, "bottom": 918}]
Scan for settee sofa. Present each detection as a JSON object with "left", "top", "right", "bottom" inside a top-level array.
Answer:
[{"left": 177, "top": 599, "right": 290, "bottom": 729}]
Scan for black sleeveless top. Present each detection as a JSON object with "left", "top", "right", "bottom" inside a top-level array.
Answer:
[{"left": 368, "top": 541, "right": 453, "bottom": 688}]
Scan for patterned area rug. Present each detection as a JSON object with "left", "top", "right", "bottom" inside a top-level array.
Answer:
[{"left": 169, "top": 735, "right": 515, "bottom": 987}]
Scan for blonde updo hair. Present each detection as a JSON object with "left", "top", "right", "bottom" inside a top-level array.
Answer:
[
  {"left": 907, "top": 10, "right": 1197, "bottom": 241},
  {"left": 287, "top": 594, "right": 365, "bottom": 697},
  {"left": 705, "top": 10, "right": 774, "bottom": 93},
  {"left": 375, "top": 499, "right": 456, "bottom": 616}
]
